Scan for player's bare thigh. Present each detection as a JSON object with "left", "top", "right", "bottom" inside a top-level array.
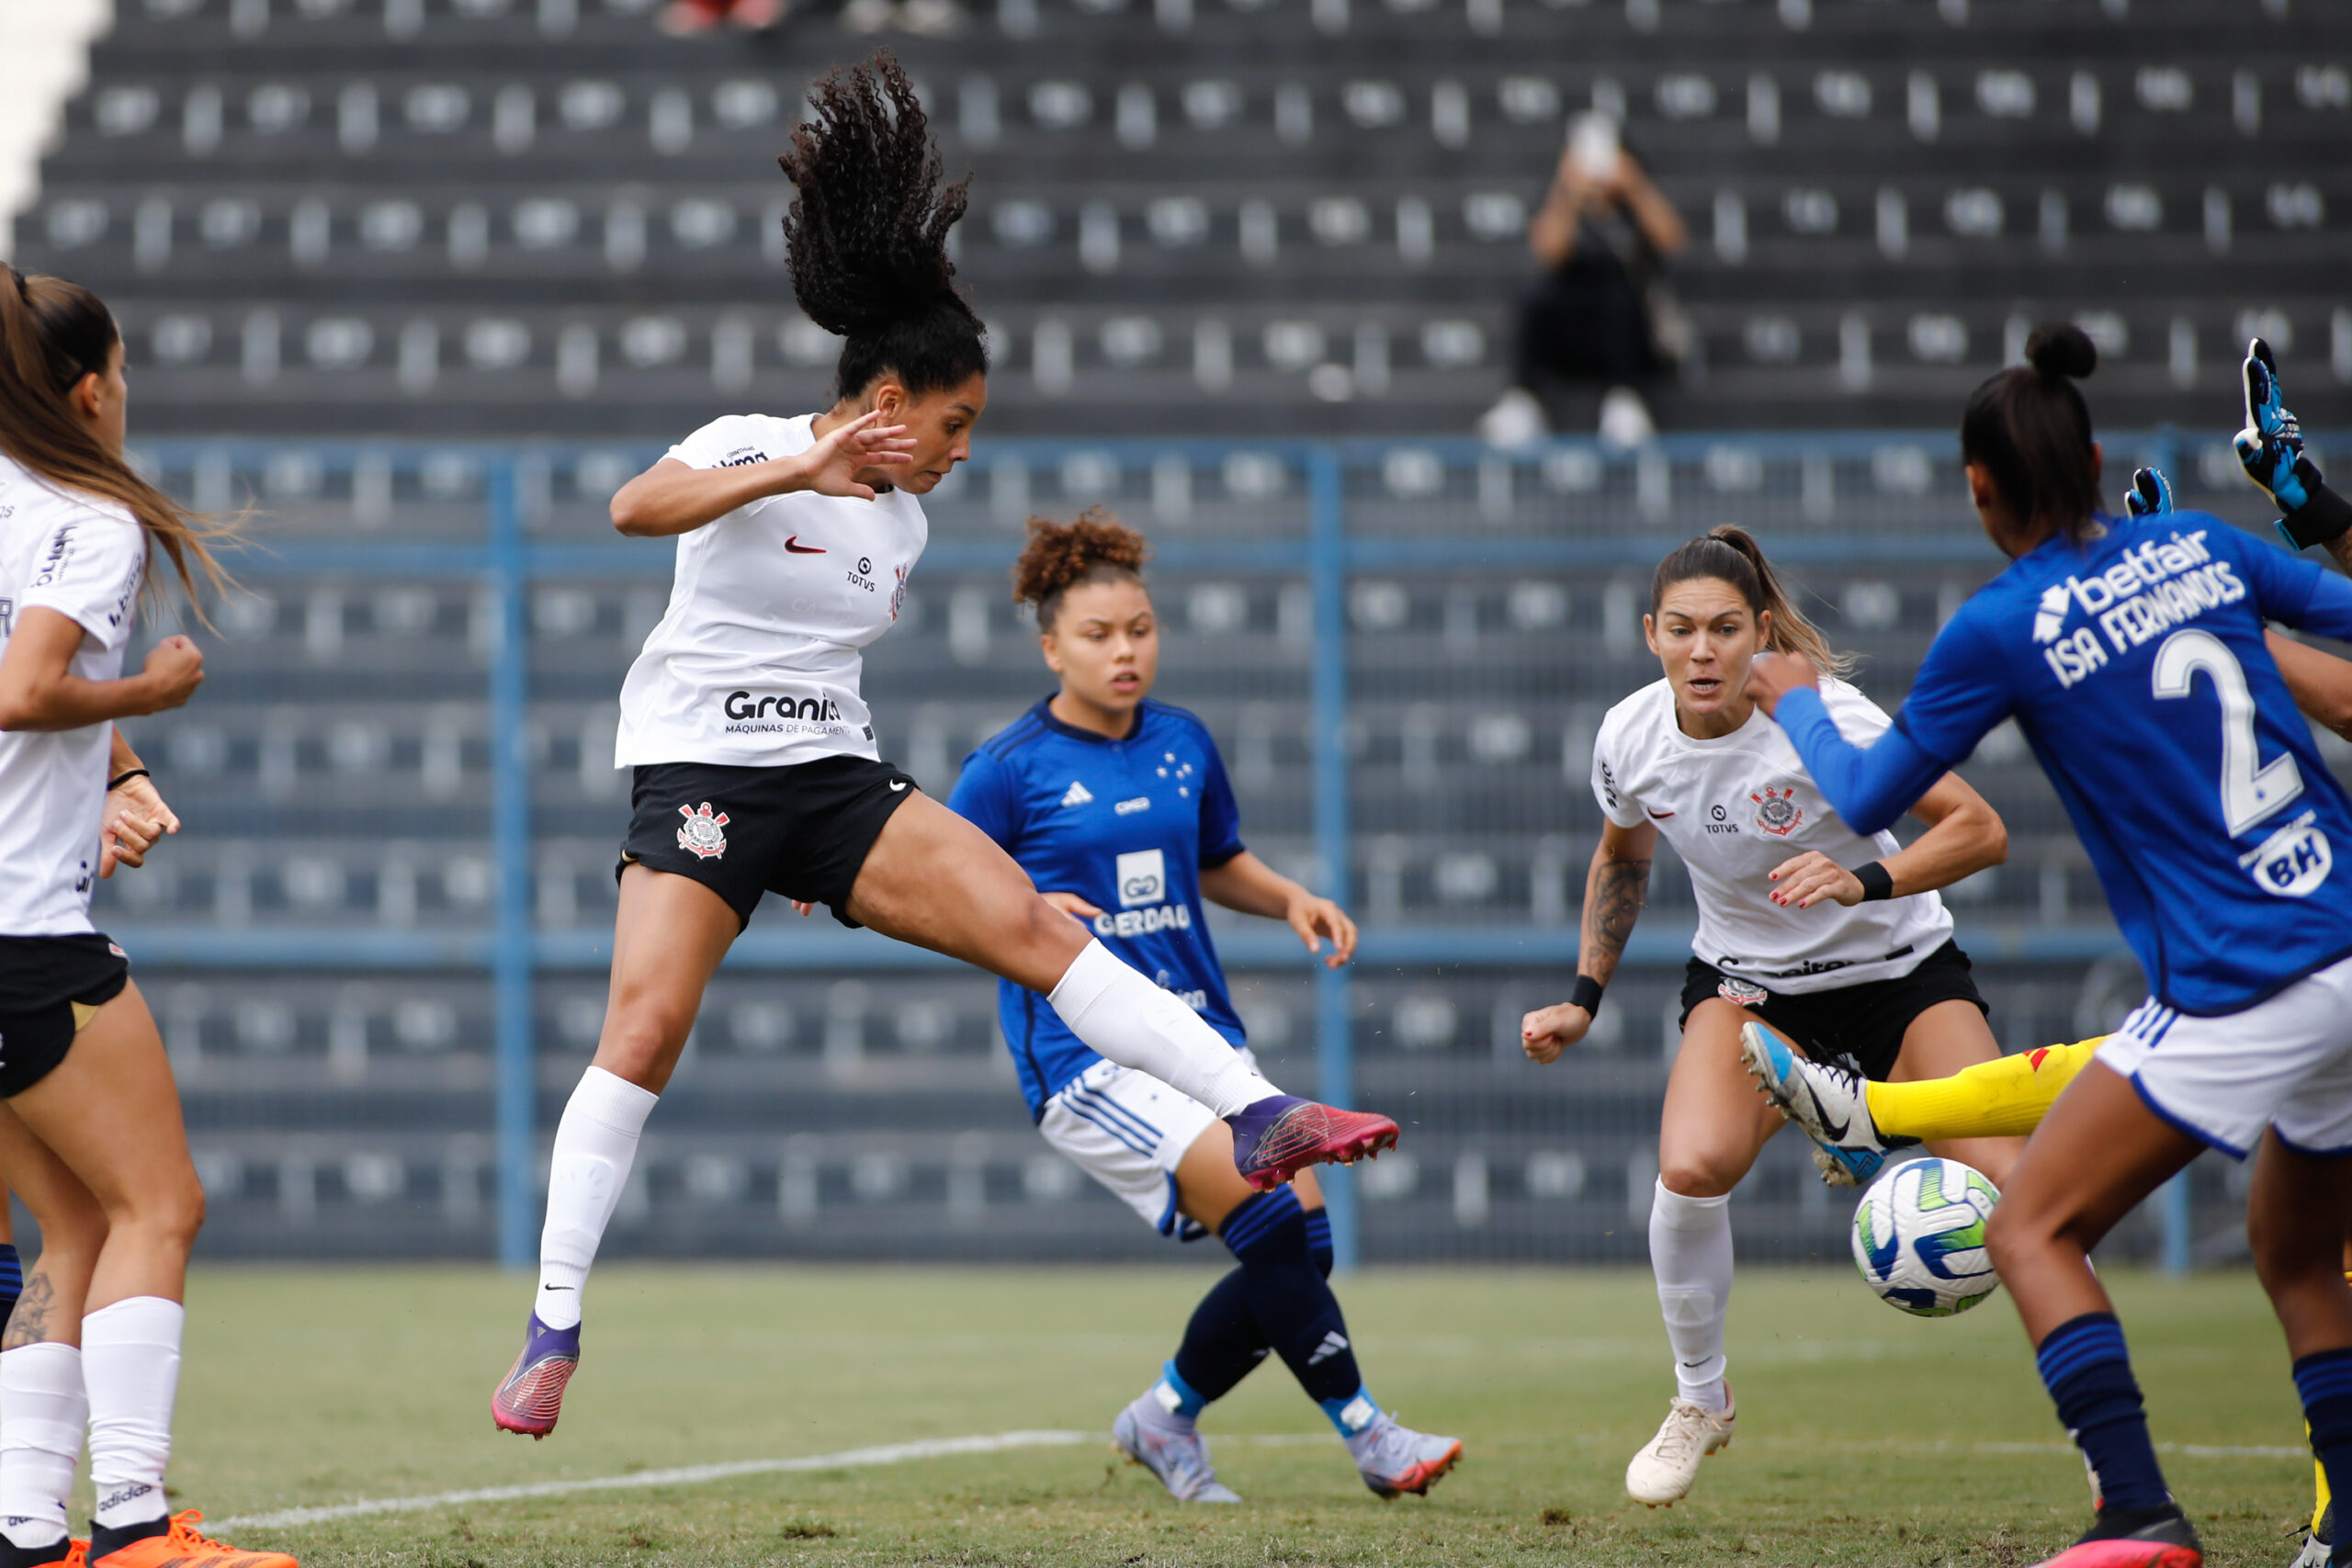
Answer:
[
  {"left": 590, "top": 864, "right": 741, "bottom": 1093},
  {"left": 844, "top": 790, "right": 1090, "bottom": 995},
  {"left": 1657, "top": 998, "right": 1786, "bottom": 1199},
  {"left": 1174, "top": 1120, "right": 1323, "bottom": 1233},
  {"left": 1890, "top": 998, "right": 2022, "bottom": 1186}
]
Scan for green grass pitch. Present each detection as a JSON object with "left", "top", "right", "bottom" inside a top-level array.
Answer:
[{"left": 171, "top": 1264, "right": 2309, "bottom": 1566}]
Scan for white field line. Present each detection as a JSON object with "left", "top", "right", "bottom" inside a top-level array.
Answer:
[
  {"left": 211, "top": 1428, "right": 2307, "bottom": 1533},
  {"left": 210, "top": 1430, "right": 1094, "bottom": 1532}
]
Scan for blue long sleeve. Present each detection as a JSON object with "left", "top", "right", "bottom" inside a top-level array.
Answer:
[{"left": 1772, "top": 686, "right": 1950, "bottom": 836}]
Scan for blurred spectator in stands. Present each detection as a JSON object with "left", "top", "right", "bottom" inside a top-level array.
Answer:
[
  {"left": 658, "top": 0, "right": 786, "bottom": 33},
  {"left": 1480, "top": 113, "right": 1689, "bottom": 451},
  {"left": 841, "top": 0, "right": 966, "bottom": 33}
]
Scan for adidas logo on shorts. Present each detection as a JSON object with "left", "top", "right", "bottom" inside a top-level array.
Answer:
[{"left": 1307, "top": 1330, "right": 1351, "bottom": 1366}]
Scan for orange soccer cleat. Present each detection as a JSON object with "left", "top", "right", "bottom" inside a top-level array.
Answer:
[{"left": 88, "top": 1513, "right": 293, "bottom": 1568}]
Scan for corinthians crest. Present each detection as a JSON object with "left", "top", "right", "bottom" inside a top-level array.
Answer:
[
  {"left": 1750, "top": 785, "right": 1803, "bottom": 837},
  {"left": 676, "top": 802, "right": 729, "bottom": 859}
]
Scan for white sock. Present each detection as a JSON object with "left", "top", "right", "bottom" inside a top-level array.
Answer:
[
  {"left": 1047, "top": 942, "right": 1278, "bottom": 1118},
  {"left": 0, "top": 1343, "right": 85, "bottom": 1549},
  {"left": 84, "top": 1297, "right": 182, "bottom": 1533},
  {"left": 1648, "top": 1179, "right": 1733, "bottom": 1413},
  {"left": 536, "top": 1066, "right": 659, "bottom": 1330}
]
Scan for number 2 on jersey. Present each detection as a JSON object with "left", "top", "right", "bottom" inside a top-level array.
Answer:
[{"left": 2150, "top": 627, "right": 2303, "bottom": 837}]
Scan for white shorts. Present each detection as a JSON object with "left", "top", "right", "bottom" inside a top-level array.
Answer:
[
  {"left": 1036, "top": 1049, "right": 1273, "bottom": 1241},
  {"left": 2098, "top": 954, "right": 2352, "bottom": 1157}
]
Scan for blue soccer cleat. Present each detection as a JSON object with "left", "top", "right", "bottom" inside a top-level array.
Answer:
[
  {"left": 1227, "top": 1095, "right": 1398, "bottom": 1192},
  {"left": 1113, "top": 1397, "right": 1242, "bottom": 1503},
  {"left": 1738, "top": 1021, "right": 1913, "bottom": 1187},
  {"left": 492, "top": 1312, "right": 580, "bottom": 1438}
]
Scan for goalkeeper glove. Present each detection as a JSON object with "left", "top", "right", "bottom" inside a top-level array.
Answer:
[
  {"left": 2237, "top": 336, "right": 2352, "bottom": 552},
  {"left": 2123, "top": 466, "right": 2172, "bottom": 519}
]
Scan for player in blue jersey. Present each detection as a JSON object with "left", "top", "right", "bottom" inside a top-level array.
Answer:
[
  {"left": 944, "top": 511, "right": 1462, "bottom": 1504},
  {"left": 1746, "top": 323, "right": 2352, "bottom": 1568}
]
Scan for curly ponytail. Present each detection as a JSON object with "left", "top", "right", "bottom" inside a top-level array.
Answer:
[
  {"left": 1012, "top": 509, "right": 1149, "bottom": 630},
  {"left": 0, "top": 266, "right": 232, "bottom": 615},
  {"left": 1650, "top": 525, "right": 1855, "bottom": 679},
  {"left": 778, "top": 52, "right": 988, "bottom": 403}
]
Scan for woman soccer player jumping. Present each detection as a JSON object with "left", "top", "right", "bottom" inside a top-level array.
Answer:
[
  {"left": 492, "top": 56, "right": 1396, "bottom": 1438},
  {"left": 0, "top": 267, "right": 293, "bottom": 1568},
  {"left": 1519, "top": 524, "right": 2018, "bottom": 1507},
  {"left": 940, "top": 512, "right": 1459, "bottom": 1503},
  {"left": 1744, "top": 323, "right": 2352, "bottom": 1568}
]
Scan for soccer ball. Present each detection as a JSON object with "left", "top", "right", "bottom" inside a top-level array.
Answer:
[{"left": 1849, "top": 1156, "right": 2002, "bottom": 1317}]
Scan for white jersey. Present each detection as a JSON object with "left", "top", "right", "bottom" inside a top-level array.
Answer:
[
  {"left": 1591, "top": 677, "right": 1955, "bottom": 994},
  {"left": 615, "top": 413, "right": 926, "bottom": 769},
  {"left": 0, "top": 455, "right": 146, "bottom": 936}
]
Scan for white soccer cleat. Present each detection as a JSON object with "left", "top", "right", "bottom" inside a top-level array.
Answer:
[
  {"left": 1624, "top": 1387, "right": 1736, "bottom": 1506},
  {"left": 1350, "top": 1412, "right": 1463, "bottom": 1500},
  {"left": 1739, "top": 1021, "right": 1917, "bottom": 1187},
  {"left": 1113, "top": 1399, "right": 1242, "bottom": 1504}
]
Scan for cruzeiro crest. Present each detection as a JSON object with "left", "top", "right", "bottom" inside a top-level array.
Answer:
[
  {"left": 1751, "top": 785, "right": 1803, "bottom": 837},
  {"left": 676, "top": 801, "right": 730, "bottom": 860}
]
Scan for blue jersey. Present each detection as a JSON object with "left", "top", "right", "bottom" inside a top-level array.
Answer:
[
  {"left": 1775, "top": 511, "right": 2352, "bottom": 1015},
  {"left": 947, "top": 698, "right": 1249, "bottom": 1118}
]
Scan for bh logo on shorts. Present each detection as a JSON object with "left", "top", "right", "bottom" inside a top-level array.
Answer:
[
  {"left": 2244, "top": 813, "right": 2332, "bottom": 898},
  {"left": 1717, "top": 976, "right": 1770, "bottom": 1007},
  {"left": 676, "top": 802, "right": 729, "bottom": 860},
  {"left": 1117, "top": 849, "right": 1166, "bottom": 908},
  {"left": 1751, "top": 786, "right": 1803, "bottom": 837}
]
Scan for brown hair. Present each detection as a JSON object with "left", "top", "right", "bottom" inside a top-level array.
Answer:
[
  {"left": 1960, "top": 321, "right": 2101, "bottom": 547},
  {"left": 0, "top": 266, "right": 232, "bottom": 615},
  {"left": 1012, "top": 508, "right": 1148, "bottom": 630},
  {"left": 1650, "top": 525, "right": 1855, "bottom": 679}
]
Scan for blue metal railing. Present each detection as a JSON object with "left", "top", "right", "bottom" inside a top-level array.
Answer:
[{"left": 114, "top": 431, "right": 2237, "bottom": 1270}]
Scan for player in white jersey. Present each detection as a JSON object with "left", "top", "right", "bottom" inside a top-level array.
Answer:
[
  {"left": 492, "top": 54, "right": 1397, "bottom": 1439},
  {"left": 0, "top": 268, "right": 292, "bottom": 1568},
  {"left": 1520, "top": 525, "right": 2018, "bottom": 1507}
]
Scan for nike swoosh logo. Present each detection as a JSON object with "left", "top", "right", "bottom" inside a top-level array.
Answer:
[
  {"left": 541, "top": 1284, "right": 574, "bottom": 1292},
  {"left": 888, "top": 781, "right": 908, "bottom": 791},
  {"left": 1646, "top": 809, "right": 1676, "bottom": 818},
  {"left": 784, "top": 536, "right": 825, "bottom": 554},
  {"left": 1797, "top": 1078, "right": 1849, "bottom": 1141}
]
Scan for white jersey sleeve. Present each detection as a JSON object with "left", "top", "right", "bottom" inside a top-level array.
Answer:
[
  {"left": 18, "top": 508, "right": 144, "bottom": 653},
  {"left": 1817, "top": 679, "right": 1894, "bottom": 747},
  {"left": 664, "top": 414, "right": 775, "bottom": 472},
  {"left": 1590, "top": 709, "right": 1646, "bottom": 829}
]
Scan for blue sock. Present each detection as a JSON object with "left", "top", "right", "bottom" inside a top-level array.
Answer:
[
  {"left": 1217, "top": 1188, "right": 1372, "bottom": 1437},
  {"left": 2294, "top": 1347, "right": 2352, "bottom": 1563},
  {"left": 1164, "top": 1207, "right": 1334, "bottom": 1411},
  {"left": 1170, "top": 1270, "right": 1271, "bottom": 1409},
  {"left": 1304, "top": 1208, "right": 1334, "bottom": 1278},
  {"left": 0, "top": 1244, "right": 21, "bottom": 1337},
  {"left": 2036, "top": 1312, "right": 2171, "bottom": 1514}
]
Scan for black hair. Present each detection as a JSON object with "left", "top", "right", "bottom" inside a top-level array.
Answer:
[
  {"left": 1960, "top": 322, "right": 2101, "bottom": 546},
  {"left": 778, "top": 53, "right": 988, "bottom": 404},
  {"left": 1650, "top": 525, "right": 1854, "bottom": 678},
  {"left": 1012, "top": 509, "right": 1149, "bottom": 631}
]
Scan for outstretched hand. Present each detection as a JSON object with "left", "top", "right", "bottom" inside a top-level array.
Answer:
[
  {"left": 1744, "top": 651, "right": 1820, "bottom": 718},
  {"left": 2123, "top": 466, "right": 2173, "bottom": 519},
  {"left": 2237, "top": 337, "right": 2312, "bottom": 513},
  {"left": 797, "top": 410, "right": 916, "bottom": 502}
]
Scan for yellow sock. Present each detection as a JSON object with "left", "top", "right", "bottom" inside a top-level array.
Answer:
[{"left": 1859, "top": 1039, "right": 2105, "bottom": 1142}]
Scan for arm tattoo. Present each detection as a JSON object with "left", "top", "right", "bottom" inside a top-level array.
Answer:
[
  {"left": 3, "top": 1271, "right": 57, "bottom": 1350},
  {"left": 1580, "top": 855, "right": 1651, "bottom": 986}
]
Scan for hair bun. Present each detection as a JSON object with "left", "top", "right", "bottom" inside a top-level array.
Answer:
[{"left": 2025, "top": 321, "right": 2098, "bottom": 380}]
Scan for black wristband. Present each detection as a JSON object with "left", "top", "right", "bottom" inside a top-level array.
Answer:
[
  {"left": 1569, "top": 975, "right": 1605, "bottom": 1016},
  {"left": 2279, "top": 469, "right": 2352, "bottom": 551},
  {"left": 1852, "top": 861, "right": 1894, "bottom": 902},
  {"left": 107, "top": 767, "right": 150, "bottom": 792}
]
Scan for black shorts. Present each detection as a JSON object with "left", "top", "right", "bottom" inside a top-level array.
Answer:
[
  {"left": 0, "top": 933, "right": 130, "bottom": 1099},
  {"left": 618, "top": 756, "right": 922, "bottom": 929},
  {"left": 1678, "top": 939, "right": 1988, "bottom": 1083}
]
